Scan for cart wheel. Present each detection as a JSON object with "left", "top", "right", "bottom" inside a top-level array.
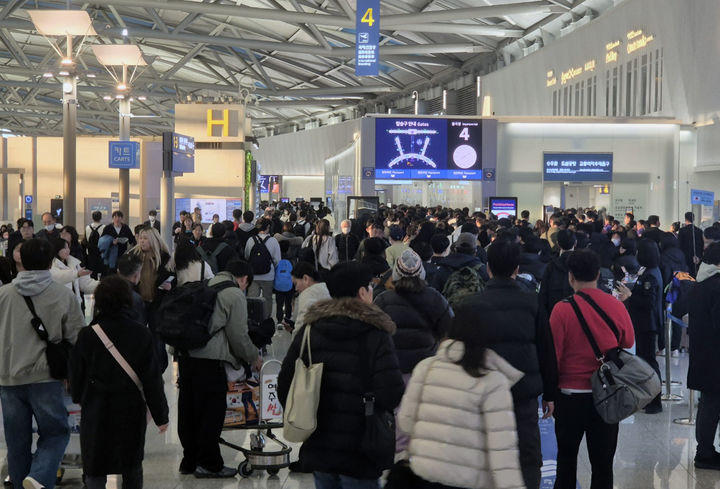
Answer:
[
  {"left": 56, "top": 468, "right": 65, "bottom": 484},
  {"left": 267, "top": 468, "right": 280, "bottom": 476},
  {"left": 238, "top": 461, "right": 254, "bottom": 477}
]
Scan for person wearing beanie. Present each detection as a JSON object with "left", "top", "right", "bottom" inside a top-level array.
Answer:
[
  {"left": 374, "top": 249, "right": 453, "bottom": 455},
  {"left": 385, "top": 225, "right": 409, "bottom": 269},
  {"left": 425, "top": 234, "right": 450, "bottom": 286},
  {"left": 360, "top": 237, "right": 391, "bottom": 278},
  {"left": 431, "top": 232, "right": 488, "bottom": 292}
]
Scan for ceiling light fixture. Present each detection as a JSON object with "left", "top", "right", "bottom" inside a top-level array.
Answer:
[
  {"left": 86, "top": 73, "right": 96, "bottom": 78},
  {"left": 117, "top": 82, "right": 127, "bottom": 91},
  {"left": 58, "top": 70, "right": 69, "bottom": 76},
  {"left": 116, "top": 94, "right": 125, "bottom": 99},
  {"left": 43, "top": 72, "right": 53, "bottom": 78},
  {"left": 61, "top": 57, "right": 73, "bottom": 65},
  {"left": 103, "top": 95, "right": 112, "bottom": 100},
  {"left": 137, "top": 96, "right": 146, "bottom": 101},
  {"left": 121, "top": 28, "right": 128, "bottom": 36}
]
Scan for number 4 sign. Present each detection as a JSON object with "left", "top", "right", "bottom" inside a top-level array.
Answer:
[{"left": 355, "top": 0, "right": 380, "bottom": 76}]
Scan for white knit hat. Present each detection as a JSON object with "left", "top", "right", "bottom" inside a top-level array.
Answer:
[{"left": 393, "top": 249, "right": 426, "bottom": 281}]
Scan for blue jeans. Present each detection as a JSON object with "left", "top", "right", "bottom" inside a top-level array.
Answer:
[
  {"left": 314, "top": 472, "right": 380, "bottom": 489},
  {"left": 0, "top": 382, "right": 70, "bottom": 489}
]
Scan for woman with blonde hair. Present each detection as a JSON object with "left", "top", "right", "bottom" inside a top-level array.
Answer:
[
  {"left": 127, "top": 226, "right": 173, "bottom": 371},
  {"left": 301, "top": 218, "right": 338, "bottom": 274}
]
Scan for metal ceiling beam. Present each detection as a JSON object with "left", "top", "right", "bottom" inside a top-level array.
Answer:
[{"left": 392, "top": 23, "right": 523, "bottom": 37}]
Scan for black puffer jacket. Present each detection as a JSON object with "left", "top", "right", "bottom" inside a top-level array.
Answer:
[
  {"left": 199, "top": 237, "right": 238, "bottom": 273},
  {"left": 430, "top": 252, "right": 488, "bottom": 292},
  {"left": 452, "top": 278, "right": 558, "bottom": 402},
  {"left": 538, "top": 252, "right": 574, "bottom": 323},
  {"left": 277, "top": 298, "right": 404, "bottom": 479},
  {"left": 374, "top": 284, "right": 453, "bottom": 373},
  {"left": 660, "top": 247, "right": 688, "bottom": 287},
  {"left": 519, "top": 252, "right": 547, "bottom": 284},
  {"left": 687, "top": 273, "right": 720, "bottom": 393}
]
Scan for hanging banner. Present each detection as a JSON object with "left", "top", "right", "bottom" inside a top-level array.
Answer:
[{"left": 355, "top": 0, "right": 380, "bottom": 76}]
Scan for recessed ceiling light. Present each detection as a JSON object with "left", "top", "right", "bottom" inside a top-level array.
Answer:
[
  {"left": 116, "top": 94, "right": 125, "bottom": 99},
  {"left": 42, "top": 72, "right": 53, "bottom": 78},
  {"left": 137, "top": 96, "right": 146, "bottom": 101},
  {"left": 58, "top": 70, "right": 69, "bottom": 76},
  {"left": 86, "top": 73, "right": 96, "bottom": 78},
  {"left": 61, "top": 57, "right": 73, "bottom": 65},
  {"left": 103, "top": 95, "right": 112, "bottom": 100}
]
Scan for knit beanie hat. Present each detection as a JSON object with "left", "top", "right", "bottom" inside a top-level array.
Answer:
[{"left": 393, "top": 249, "right": 426, "bottom": 281}]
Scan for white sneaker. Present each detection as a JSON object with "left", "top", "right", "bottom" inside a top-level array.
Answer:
[
  {"left": 656, "top": 349, "right": 665, "bottom": 356},
  {"left": 22, "top": 477, "right": 45, "bottom": 489},
  {"left": 672, "top": 350, "right": 680, "bottom": 358}
]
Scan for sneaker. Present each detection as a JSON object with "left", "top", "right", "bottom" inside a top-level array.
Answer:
[
  {"left": 671, "top": 350, "right": 680, "bottom": 358},
  {"left": 694, "top": 453, "right": 720, "bottom": 470},
  {"left": 656, "top": 349, "right": 666, "bottom": 356},
  {"left": 194, "top": 466, "right": 238, "bottom": 478},
  {"left": 22, "top": 477, "right": 45, "bottom": 489}
]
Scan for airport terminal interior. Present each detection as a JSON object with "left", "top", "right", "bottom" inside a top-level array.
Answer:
[{"left": 1, "top": 0, "right": 720, "bottom": 488}]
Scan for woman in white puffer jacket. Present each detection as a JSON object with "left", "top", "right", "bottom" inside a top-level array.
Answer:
[
  {"left": 50, "top": 237, "right": 98, "bottom": 305},
  {"left": 397, "top": 325, "right": 526, "bottom": 489}
]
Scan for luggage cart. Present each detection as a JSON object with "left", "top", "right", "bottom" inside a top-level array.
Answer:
[{"left": 219, "top": 359, "right": 291, "bottom": 477}]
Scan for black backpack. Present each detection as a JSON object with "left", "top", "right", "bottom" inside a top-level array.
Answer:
[
  {"left": 85, "top": 224, "right": 103, "bottom": 273},
  {"left": 235, "top": 226, "right": 258, "bottom": 255},
  {"left": 293, "top": 221, "right": 308, "bottom": 238},
  {"left": 196, "top": 243, "right": 228, "bottom": 274},
  {"left": 248, "top": 235, "right": 274, "bottom": 275},
  {"left": 156, "top": 272, "right": 237, "bottom": 351}
]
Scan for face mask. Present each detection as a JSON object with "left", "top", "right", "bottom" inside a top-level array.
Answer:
[
  {"left": 45, "top": 224, "right": 54, "bottom": 232},
  {"left": 148, "top": 216, "right": 155, "bottom": 222},
  {"left": 612, "top": 238, "right": 621, "bottom": 247},
  {"left": 341, "top": 227, "right": 350, "bottom": 235}
]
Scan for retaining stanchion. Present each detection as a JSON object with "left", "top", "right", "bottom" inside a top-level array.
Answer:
[
  {"left": 673, "top": 389, "right": 697, "bottom": 426},
  {"left": 661, "top": 309, "right": 683, "bottom": 402}
]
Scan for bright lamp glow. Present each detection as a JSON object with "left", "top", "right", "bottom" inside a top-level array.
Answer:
[
  {"left": 86, "top": 73, "right": 96, "bottom": 78},
  {"left": 58, "top": 70, "right": 70, "bottom": 76},
  {"left": 43, "top": 72, "right": 53, "bottom": 78},
  {"left": 137, "top": 96, "right": 146, "bottom": 101},
  {"left": 62, "top": 82, "right": 73, "bottom": 93},
  {"left": 116, "top": 94, "right": 125, "bottom": 99},
  {"left": 117, "top": 83, "right": 127, "bottom": 91},
  {"left": 103, "top": 95, "right": 112, "bottom": 100},
  {"left": 61, "top": 57, "right": 73, "bottom": 65}
]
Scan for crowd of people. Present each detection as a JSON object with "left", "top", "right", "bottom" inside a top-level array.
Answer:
[{"left": 0, "top": 201, "right": 719, "bottom": 489}]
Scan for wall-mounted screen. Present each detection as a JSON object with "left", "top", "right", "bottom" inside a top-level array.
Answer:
[
  {"left": 543, "top": 152, "right": 613, "bottom": 182},
  {"left": 259, "top": 175, "right": 280, "bottom": 193},
  {"left": 375, "top": 118, "right": 482, "bottom": 180},
  {"left": 175, "top": 198, "right": 244, "bottom": 223},
  {"left": 489, "top": 197, "right": 518, "bottom": 219},
  {"left": 163, "top": 132, "right": 195, "bottom": 173}
]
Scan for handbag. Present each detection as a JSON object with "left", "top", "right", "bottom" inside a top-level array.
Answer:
[
  {"left": 91, "top": 324, "right": 152, "bottom": 424},
  {"left": 568, "top": 292, "right": 661, "bottom": 424},
  {"left": 283, "top": 325, "right": 324, "bottom": 442},
  {"left": 23, "top": 296, "right": 72, "bottom": 380},
  {"left": 359, "top": 334, "right": 396, "bottom": 470}
]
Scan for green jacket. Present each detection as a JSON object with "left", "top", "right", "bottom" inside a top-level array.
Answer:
[{"left": 188, "top": 272, "right": 259, "bottom": 368}]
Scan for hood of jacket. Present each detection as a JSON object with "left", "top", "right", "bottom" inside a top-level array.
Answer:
[
  {"left": 13, "top": 270, "right": 54, "bottom": 296},
  {"left": 238, "top": 222, "right": 255, "bottom": 232},
  {"left": 304, "top": 297, "right": 397, "bottom": 334},
  {"left": 697, "top": 262, "right": 720, "bottom": 283},
  {"left": 439, "top": 340, "right": 524, "bottom": 385},
  {"left": 439, "top": 252, "right": 482, "bottom": 270}
]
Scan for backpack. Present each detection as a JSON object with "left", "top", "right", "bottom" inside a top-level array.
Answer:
[
  {"left": 248, "top": 235, "right": 274, "bottom": 275},
  {"left": 235, "top": 227, "right": 258, "bottom": 255},
  {"left": 441, "top": 263, "right": 486, "bottom": 307},
  {"left": 196, "top": 243, "right": 228, "bottom": 275},
  {"left": 85, "top": 224, "right": 103, "bottom": 273},
  {"left": 155, "top": 271, "right": 238, "bottom": 351},
  {"left": 293, "top": 221, "right": 308, "bottom": 238},
  {"left": 665, "top": 271, "right": 696, "bottom": 319},
  {"left": 274, "top": 259, "right": 294, "bottom": 292}
]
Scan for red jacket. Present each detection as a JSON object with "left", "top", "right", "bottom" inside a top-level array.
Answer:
[{"left": 550, "top": 288, "right": 635, "bottom": 390}]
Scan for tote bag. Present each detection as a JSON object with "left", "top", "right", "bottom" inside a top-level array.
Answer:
[{"left": 283, "top": 326, "right": 324, "bottom": 442}]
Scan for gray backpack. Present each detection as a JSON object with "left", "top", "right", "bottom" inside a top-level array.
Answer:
[{"left": 567, "top": 292, "right": 661, "bottom": 424}]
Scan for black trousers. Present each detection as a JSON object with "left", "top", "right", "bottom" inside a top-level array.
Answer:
[
  {"left": 696, "top": 391, "right": 720, "bottom": 459},
  {"left": 275, "top": 290, "right": 294, "bottom": 322},
  {"left": 636, "top": 331, "right": 662, "bottom": 409},
  {"left": 554, "top": 392, "right": 618, "bottom": 489},
  {"left": 657, "top": 321, "right": 682, "bottom": 352},
  {"left": 177, "top": 357, "right": 227, "bottom": 473},
  {"left": 85, "top": 464, "right": 142, "bottom": 489},
  {"left": 514, "top": 397, "right": 542, "bottom": 489}
]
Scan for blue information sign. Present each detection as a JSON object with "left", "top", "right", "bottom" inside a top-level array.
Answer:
[
  {"left": 24, "top": 195, "right": 33, "bottom": 205},
  {"left": 543, "top": 152, "right": 613, "bottom": 182},
  {"left": 108, "top": 141, "right": 140, "bottom": 169},
  {"left": 691, "top": 189, "right": 715, "bottom": 206},
  {"left": 25, "top": 209, "right": 32, "bottom": 221},
  {"left": 355, "top": 0, "right": 380, "bottom": 76}
]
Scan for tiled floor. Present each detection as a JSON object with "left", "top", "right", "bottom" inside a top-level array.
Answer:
[{"left": 1, "top": 330, "right": 719, "bottom": 488}]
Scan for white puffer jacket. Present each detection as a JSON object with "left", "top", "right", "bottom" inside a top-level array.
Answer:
[
  {"left": 398, "top": 340, "right": 526, "bottom": 489},
  {"left": 50, "top": 256, "right": 99, "bottom": 305}
]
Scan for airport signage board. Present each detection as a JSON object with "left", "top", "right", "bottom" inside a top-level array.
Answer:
[
  {"left": 108, "top": 141, "right": 140, "bottom": 169},
  {"left": 355, "top": 0, "right": 380, "bottom": 76},
  {"left": 691, "top": 189, "right": 714, "bottom": 207},
  {"left": 489, "top": 197, "right": 518, "bottom": 219},
  {"left": 543, "top": 152, "right": 613, "bottom": 182}
]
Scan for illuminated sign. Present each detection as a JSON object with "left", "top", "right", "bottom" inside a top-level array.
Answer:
[
  {"left": 207, "top": 109, "right": 229, "bottom": 137},
  {"left": 561, "top": 66, "right": 583, "bottom": 85},
  {"left": 627, "top": 30, "right": 643, "bottom": 40},
  {"left": 606, "top": 50, "right": 619, "bottom": 64},
  {"left": 546, "top": 70, "right": 557, "bottom": 87},
  {"left": 606, "top": 40, "right": 621, "bottom": 51},
  {"left": 627, "top": 33, "right": 654, "bottom": 54},
  {"left": 544, "top": 152, "right": 613, "bottom": 182},
  {"left": 584, "top": 60, "right": 596, "bottom": 72}
]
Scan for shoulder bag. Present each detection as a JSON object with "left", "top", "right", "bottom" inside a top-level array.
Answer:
[
  {"left": 283, "top": 325, "right": 324, "bottom": 442},
  {"left": 23, "top": 296, "right": 72, "bottom": 380},
  {"left": 567, "top": 292, "right": 661, "bottom": 424},
  {"left": 359, "top": 333, "right": 396, "bottom": 470},
  {"left": 91, "top": 324, "right": 152, "bottom": 423}
]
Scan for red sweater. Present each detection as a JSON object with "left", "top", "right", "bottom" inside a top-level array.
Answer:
[{"left": 550, "top": 288, "right": 635, "bottom": 390}]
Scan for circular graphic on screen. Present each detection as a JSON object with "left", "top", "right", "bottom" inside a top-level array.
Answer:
[{"left": 453, "top": 145, "right": 478, "bottom": 169}]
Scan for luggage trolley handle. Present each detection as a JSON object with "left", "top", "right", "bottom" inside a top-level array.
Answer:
[{"left": 258, "top": 359, "right": 283, "bottom": 424}]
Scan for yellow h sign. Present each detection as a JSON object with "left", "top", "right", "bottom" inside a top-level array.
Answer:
[{"left": 207, "top": 109, "right": 230, "bottom": 137}]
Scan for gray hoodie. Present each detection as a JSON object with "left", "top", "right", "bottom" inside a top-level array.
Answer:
[
  {"left": 0, "top": 270, "right": 85, "bottom": 386},
  {"left": 696, "top": 262, "right": 720, "bottom": 283}
]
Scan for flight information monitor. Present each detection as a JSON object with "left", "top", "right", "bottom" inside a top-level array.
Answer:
[
  {"left": 375, "top": 118, "right": 482, "bottom": 180},
  {"left": 489, "top": 197, "right": 518, "bottom": 219},
  {"left": 543, "top": 152, "right": 613, "bottom": 182}
]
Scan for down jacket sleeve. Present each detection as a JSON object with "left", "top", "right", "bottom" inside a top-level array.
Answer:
[
  {"left": 397, "top": 357, "right": 433, "bottom": 435},
  {"left": 482, "top": 374, "right": 526, "bottom": 489},
  {"left": 369, "top": 329, "right": 405, "bottom": 413}
]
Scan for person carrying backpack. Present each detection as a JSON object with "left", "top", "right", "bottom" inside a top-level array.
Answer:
[
  {"left": 84, "top": 211, "right": 106, "bottom": 278},
  {"left": 244, "top": 218, "right": 281, "bottom": 320},
  {"left": 235, "top": 211, "right": 257, "bottom": 255},
  {"left": 431, "top": 233, "right": 488, "bottom": 305},
  {"left": 176, "top": 260, "right": 260, "bottom": 479},
  {"left": 273, "top": 257, "right": 294, "bottom": 326},
  {"left": 197, "top": 223, "right": 238, "bottom": 275}
]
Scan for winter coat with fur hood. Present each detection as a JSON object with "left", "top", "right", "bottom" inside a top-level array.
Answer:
[
  {"left": 398, "top": 341, "right": 525, "bottom": 489},
  {"left": 277, "top": 297, "right": 405, "bottom": 480}
]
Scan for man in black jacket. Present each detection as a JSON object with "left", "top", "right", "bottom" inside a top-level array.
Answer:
[
  {"left": 101, "top": 211, "right": 136, "bottom": 266},
  {"left": 277, "top": 262, "right": 404, "bottom": 487},
  {"left": 642, "top": 215, "right": 664, "bottom": 244},
  {"left": 688, "top": 243, "right": 720, "bottom": 471},
  {"left": 538, "top": 229, "right": 576, "bottom": 325},
  {"left": 198, "top": 223, "right": 238, "bottom": 274},
  {"left": 430, "top": 232, "right": 488, "bottom": 292},
  {"left": 452, "top": 238, "right": 558, "bottom": 489},
  {"left": 143, "top": 209, "right": 161, "bottom": 233},
  {"left": 679, "top": 212, "right": 704, "bottom": 275}
]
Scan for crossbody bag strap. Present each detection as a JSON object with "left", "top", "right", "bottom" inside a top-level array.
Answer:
[
  {"left": 575, "top": 291, "right": 620, "bottom": 341},
  {"left": 567, "top": 296, "right": 604, "bottom": 362},
  {"left": 91, "top": 324, "right": 145, "bottom": 400},
  {"left": 22, "top": 295, "right": 49, "bottom": 342}
]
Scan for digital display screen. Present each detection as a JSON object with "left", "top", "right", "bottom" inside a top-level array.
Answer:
[
  {"left": 338, "top": 176, "right": 353, "bottom": 194},
  {"left": 489, "top": 197, "right": 518, "bottom": 219},
  {"left": 543, "top": 153, "right": 613, "bottom": 182},
  {"left": 163, "top": 132, "right": 195, "bottom": 173},
  {"left": 174, "top": 198, "right": 243, "bottom": 223},
  {"left": 259, "top": 175, "right": 280, "bottom": 193},
  {"left": 375, "top": 118, "right": 482, "bottom": 180}
]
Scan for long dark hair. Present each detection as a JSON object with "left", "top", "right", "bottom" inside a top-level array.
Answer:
[
  {"left": 448, "top": 319, "right": 487, "bottom": 378},
  {"left": 174, "top": 237, "right": 201, "bottom": 272},
  {"left": 312, "top": 219, "right": 331, "bottom": 262}
]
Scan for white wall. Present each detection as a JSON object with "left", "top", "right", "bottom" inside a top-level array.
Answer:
[{"left": 282, "top": 176, "right": 324, "bottom": 201}]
